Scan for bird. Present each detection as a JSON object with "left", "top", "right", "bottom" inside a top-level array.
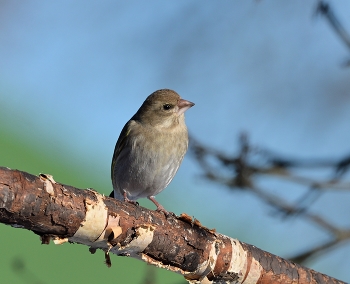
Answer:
[{"left": 110, "top": 89, "right": 194, "bottom": 213}]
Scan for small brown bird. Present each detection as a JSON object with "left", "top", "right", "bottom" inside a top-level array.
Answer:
[{"left": 110, "top": 89, "right": 194, "bottom": 213}]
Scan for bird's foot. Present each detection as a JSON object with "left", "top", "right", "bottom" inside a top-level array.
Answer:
[
  {"left": 123, "top": 191, "right": 139, "bottom": 206},
  {"left": 148, "top": 196, "right": 172, "bottom": 217},
  {"left": 156, "top": 204, "right": 170, "bottom": 216}
]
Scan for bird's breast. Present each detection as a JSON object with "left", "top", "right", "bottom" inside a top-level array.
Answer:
[{"left": 112, "top": 126, "right": 188, "bottom": 199}]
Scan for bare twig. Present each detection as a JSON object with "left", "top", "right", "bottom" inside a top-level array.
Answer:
[
  {"left": 190, "top": 133, "right": 350, "bottom": 264},
  {"left": 315, "top": 0, "right": 350, "bottom": 66}
]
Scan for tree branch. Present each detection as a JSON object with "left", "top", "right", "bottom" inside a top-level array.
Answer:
[
  {"left": 315, "top": 0, "right": 350, "bottom": 66},
  {"left": 0, "top": 166, "right": 345, "bottom": 283},
  {"left": 190, "top": 134, "right": 350, "bottom": 265}
]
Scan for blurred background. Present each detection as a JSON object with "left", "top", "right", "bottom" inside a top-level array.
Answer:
[{"left": 1, "top": 0, "right": 350, "bottom": 283}]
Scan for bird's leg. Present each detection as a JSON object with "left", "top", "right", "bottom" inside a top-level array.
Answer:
[
  {"left": 148, "top": 196, "right": 169, "bottom": 216},
  {"left": 123, "top": 191, "right": 138, "bottom": 206}
]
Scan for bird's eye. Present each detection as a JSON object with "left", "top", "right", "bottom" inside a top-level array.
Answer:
[{"left": 163, "top": 104, "right": 173, "bottom": 110}]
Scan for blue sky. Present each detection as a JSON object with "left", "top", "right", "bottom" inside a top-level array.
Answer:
[{"left": 1, "top": 1, "right": 350, "bottom": 282}]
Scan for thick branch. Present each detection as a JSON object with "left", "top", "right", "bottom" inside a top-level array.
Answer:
[{"left": 0, "top": 167, "right": 345, "bottom": 284}]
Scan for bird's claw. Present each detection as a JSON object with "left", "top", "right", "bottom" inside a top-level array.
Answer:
[
  {"left": 123, "top": 191, "right": 139, "bottom": 206},
  {"left": 156, "top": 205, "right": 170, "bottom": 216}
]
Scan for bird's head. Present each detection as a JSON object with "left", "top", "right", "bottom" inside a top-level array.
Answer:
[{"left": 134, "top": 89, "right": 194, "bottom": 128}]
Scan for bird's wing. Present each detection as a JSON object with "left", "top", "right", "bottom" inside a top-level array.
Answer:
[{"left": 111, "top": 120, "right": 132, "bottom": 180}]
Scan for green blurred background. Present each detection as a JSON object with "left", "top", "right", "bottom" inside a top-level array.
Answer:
[{"left": 0, "top": 114, "right": 182, "bottom": 283}]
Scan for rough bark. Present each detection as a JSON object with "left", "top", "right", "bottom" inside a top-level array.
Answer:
[{"left": 0, "top": 166, "right": 346, "bottom": 284}]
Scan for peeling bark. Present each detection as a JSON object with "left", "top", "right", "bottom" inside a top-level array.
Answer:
[{"left": 0, "top": 166, "right": 346, "bottom": 284}]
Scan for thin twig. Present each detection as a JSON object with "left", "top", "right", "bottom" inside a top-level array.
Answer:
[{"left": 190, "top": 133, "right": 350, "bottom": 264}]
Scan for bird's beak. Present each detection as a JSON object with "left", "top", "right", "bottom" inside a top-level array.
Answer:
[{"left": 177, "top": 99, "right": 195, "bottom": 116}]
